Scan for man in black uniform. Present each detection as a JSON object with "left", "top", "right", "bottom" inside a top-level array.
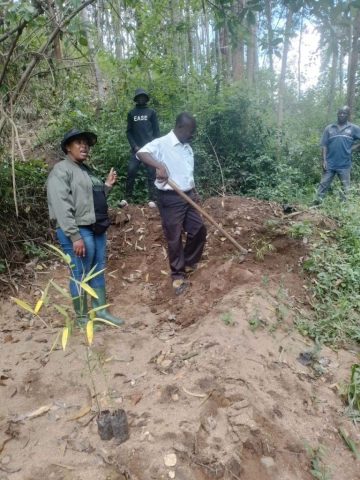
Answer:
[{"left": 119, "top": 88, "right": 160, "bottom": 208}]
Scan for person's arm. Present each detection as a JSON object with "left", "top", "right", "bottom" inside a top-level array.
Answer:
[
  {"left": 322, "top": 146, "right": 327, "bottom": 170},
  {"left": 150, "top": 111, "right": 160, "bottom": 139},
  {"left": 47, "top": 169, "right": 86, "bottom": 257},
  {"left": 125, "top": 111, "right": 138, "bottom": 151},
  {"left": 136, "top": 151, "right": 168, "bottom": 182},
  {"left": 104, "top": 167, "right": 117, "bottom": 197}
]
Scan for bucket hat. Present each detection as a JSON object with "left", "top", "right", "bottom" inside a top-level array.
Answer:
[
  {"left": 61, "top": 128, "right": 97, "bottom": 154},
  {"left": 133, "top": 87, "right": 149, "bottom": 102}
]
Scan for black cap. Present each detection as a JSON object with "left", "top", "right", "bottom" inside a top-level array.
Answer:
[
  {"left": 133, "top": 87, "right": 149, "bottom": 102},
  {"left": 61, "top": 128, "right": 97, "bottom": 154}
]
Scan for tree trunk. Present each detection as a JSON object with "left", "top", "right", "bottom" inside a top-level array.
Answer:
[
  {"left": 339, "top": 40, "right": 344, "bottom": 94},
  {"left": 47, "top": 0, "right": 62, "bottom": 58},
  {"left": 81, "top": 8, "right": 105, "bottom": 111},
  {"left": 328, "top": 42, "right": 338, "bottom": 115},
  {"left": 347, "top": 8, "right": 360, "bottom": 117},
  {"left": 114, "top": 0, "right": 123, "bottom": 61},
  {"left": 246, "top": 17, "right": 256, "bottom": 83},
  {"left": 276, "top": 7, "right": 293, "bottom": 157},
  {"left": 297, "top": 9, "right": 303, "bottom": 100}
]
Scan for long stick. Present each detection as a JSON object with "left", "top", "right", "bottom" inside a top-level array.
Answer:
[{"left": 167, "top": 179, "right": 247, "bottom": 254}]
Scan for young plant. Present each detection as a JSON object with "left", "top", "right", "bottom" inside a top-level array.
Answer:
[
  {"left": 220, "top": 311, "right": 233, "bottom": 326},
  {"left": 287, "top": 220, "right": 313, "bottom": 239},
  {"left": 302, "top": 440, "right": 332, "bottom": 480},
  {"left": 339, "top": 364, "right": 360, "bottom": 424},
  {"left": 250, "top": 237, "right": 276, "bottom": 261}
]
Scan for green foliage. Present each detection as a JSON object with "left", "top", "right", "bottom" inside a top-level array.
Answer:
[
  {"left": 220, "top": 312, "right": 234, "bottom": 326},
  {"left": 250, "top": 237, "right": 276, "bottom": 260},
  {"left": 297, "top": 193, "right": 360, "bottom": 344},
  {"left": 0, "top": 157, "right": 49, "bottom": 266},
  {"left": 302, "top": 440, "right": 332, "bottom": 480},
  {"left": 287, "top": 220, "right": 314, "bottom": 238},
  {"left": 339, "top": 364, "right": 360, "bottom": 422}
]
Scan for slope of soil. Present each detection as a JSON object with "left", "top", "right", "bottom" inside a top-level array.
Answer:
[{"left": 0, "top": 196, "right": 359, "bottom": 480}]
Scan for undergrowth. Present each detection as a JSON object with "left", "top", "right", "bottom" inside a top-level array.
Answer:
[{"left": 297, "top": 191, "right": 360, "bottom": 345}]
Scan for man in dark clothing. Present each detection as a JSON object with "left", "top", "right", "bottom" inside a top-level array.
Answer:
[
  {"left": 313, "top": 106, "right": 360, "bottom": 204},
  {"left": 119, "top": 88, "right": 160, "bottom": 208}
]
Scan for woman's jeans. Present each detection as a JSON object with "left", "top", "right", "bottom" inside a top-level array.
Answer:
[{"left": 56, "top": 227, "right": 106, "bottom": 296}]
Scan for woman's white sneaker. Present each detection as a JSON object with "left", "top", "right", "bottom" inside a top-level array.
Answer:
[
  {"left": 148, "top": 201, "right": 156, "bottom": 208},
  {"left": 118, "top": 200, "right": 128, "bottom": 208}
]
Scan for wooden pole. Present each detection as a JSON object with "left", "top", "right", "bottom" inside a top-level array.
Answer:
[{"left": 167, "top": 179, "right": 248, "bottom": 254}]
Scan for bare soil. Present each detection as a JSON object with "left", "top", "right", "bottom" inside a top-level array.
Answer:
[{"left": 1, "top": 196, "right": 359, "bottom": 480}]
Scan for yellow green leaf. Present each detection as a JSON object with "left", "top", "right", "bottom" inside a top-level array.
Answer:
[
  {"left": 51, "top": 281, "right": 71, "bottom": 299},
  {"left": 54, "top": 304, "right": 70, "bottom": 318},
  {"left": 50, "top": 330, "right": 62, "bottom": 352},
  {"left": 46, "top": 243, "right": 71, "bottom": 264},
  {"left": 145, "top": 273, "right": 149, "bottom": 282},
  {"left": 82, "top": 267, "right": 105, "bottom": 283},
  {"left": 94, "top": 317, "right": 120, "bottom": 327},
  {"left": 12, "top": 298, "right": 34, "bottom": 314},
  {"left": 87, "top": 320, "right": 94, "bottom": 345},
  {"left": 160, "top": 270, "right": 168, "bottom": 275},
  {"left": 34, "top": 299, "right": 43, "bottom": 313},
  {"left": 79, "top": 282, "right": 98, "bottom": 298},
  {"left": 62, "top": 327, "right": 69, "bottom": 351}
]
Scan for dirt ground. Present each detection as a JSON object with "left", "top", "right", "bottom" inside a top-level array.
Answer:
[{"left": 1, "top": 196, "right": 360, "bottom": 480}]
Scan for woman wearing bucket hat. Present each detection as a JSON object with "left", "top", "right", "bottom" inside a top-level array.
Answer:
[{"left": 46, "top": 128, "right": 123, "bottom": 327}]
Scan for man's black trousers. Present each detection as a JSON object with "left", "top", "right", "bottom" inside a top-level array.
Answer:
[
  {"left": 156, "top": 189, "right": 207, "bottom": 280},
  {"left": 125, "top": 152, "right": 156, "bottom": 201}
]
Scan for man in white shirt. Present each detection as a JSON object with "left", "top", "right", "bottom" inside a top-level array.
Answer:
[{"left": 137, "top": 112, "right": 207, "bottom": 294}]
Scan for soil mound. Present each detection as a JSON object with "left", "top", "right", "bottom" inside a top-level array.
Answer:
[
  {"left": 0, "top": 196, "right": 357, "bottom": 480},
  {"left": 106, "top": 196, "right": 307, "bottom": 327}
]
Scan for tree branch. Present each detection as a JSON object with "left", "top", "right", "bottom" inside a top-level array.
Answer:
[
  {"left": 0, "top": 8, "right": 43, "bottom": 44},
  {"left": 0, "top": 0, "right": 97, "bottom": 137},
  {"left": 0, "top": 30, "right": 22, "bottom": 87}
]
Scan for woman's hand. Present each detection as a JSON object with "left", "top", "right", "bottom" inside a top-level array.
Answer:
[
  {"left": 73, "top": 239, "right": 86, "bottom": 257},
  {"left": 105, "top": 167, "right": 117, "bottom": 186}
]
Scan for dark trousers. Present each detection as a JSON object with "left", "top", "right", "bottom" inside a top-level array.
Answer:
[
  {"left": 157, "top": 189, "right": 207, "bottom": 280},
  {"left": 125, "top": 152, "right": 156, "bottom": 201}
]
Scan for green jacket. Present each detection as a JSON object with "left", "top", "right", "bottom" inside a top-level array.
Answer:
[{"left": 46, "top": 156, "right": 110, "bottom": 242}]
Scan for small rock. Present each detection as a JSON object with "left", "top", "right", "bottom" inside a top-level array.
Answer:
[
  {"left": 261, "top": 456, "right": 275, "bottom": 469},
  {"left": 171, "top": 394, "right": 179, "bottom": 402},
  {"left": 161, "top": 359, "right": 172, "bottom": 367},
  {"left": 169, "top": 470, "right": 175, "bottom": 479},
  {"left": 3, "top": 334, "right": 13, "bottom": 343},
  {"left": 207, "top": 416, "right": 217, "bottom": 430},
  {"left": 233, "top": 399, "right": 250, "bottom": 410},
  {"left": 1, "top": 456, "right": 11, "bottom": 465},
  {"left": 164, "top": 453, "right": 177, "bottom": 467},
  {"left": 222, "top": 398, "right": 231, "bottom": 408}
]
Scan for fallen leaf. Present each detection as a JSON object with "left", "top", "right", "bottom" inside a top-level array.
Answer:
[
  {"left": 182, "top": 386, "right": 206, "bottom": 398},
  {"left": 66, "top": 406, "right": 91, "bottom": 421},
  {"left": 130, "top": 390, "right": 144, "bottom": 406},
  {"left": 145, "top": 273, "right": 149, "bottom": 282},
  {"left": 27, "top": 404, "right": 52, "bottom": 419},
  {"left": 161, "top": 270, "right": 168, "bottom": 275},
  {"left": 51, "top": 463, "right": 75, "bottom": 471},
  {"left": 0, "top": 437, "right": 13, "bottom": 454},
  {"left": 219, "top": 237, "right": 226, "bottom": 242}
]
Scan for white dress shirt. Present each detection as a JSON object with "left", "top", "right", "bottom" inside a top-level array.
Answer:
[{"left": 137, "top": 130, "right": 195, "bottom": 191}]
